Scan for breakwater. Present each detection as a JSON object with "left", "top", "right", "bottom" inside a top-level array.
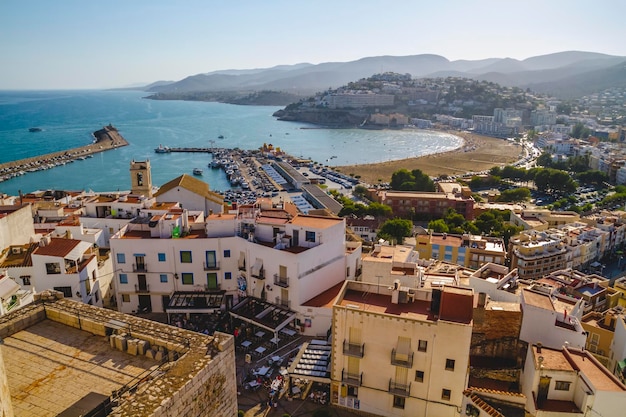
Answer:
[{"left": 0, "top": 125, "right": 128, "bottom": 183}]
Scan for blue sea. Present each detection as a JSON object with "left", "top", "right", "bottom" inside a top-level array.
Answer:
[{"left": 0, "top": 90, "right": 462, "bottom": 196}]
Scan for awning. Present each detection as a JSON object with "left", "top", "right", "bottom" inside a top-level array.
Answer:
[
  {"left": 165, "top": 291, "right": 225, "bottom": 314},
  {"left": 133, "top": 253, "right": 146, "bottom": 257},
  {"left": 251, "top": 258, "right": 263, "bottom": 276},
  {"left": 288, "top": 341, "right": 331, "bottom": 384}
]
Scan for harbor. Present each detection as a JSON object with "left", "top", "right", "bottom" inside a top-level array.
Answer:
[{"left": 0, "top": 125, "right": 128, "bottom": 184}]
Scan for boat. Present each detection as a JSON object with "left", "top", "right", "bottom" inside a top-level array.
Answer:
[
  {"left": 29, "top": 127, "right": 42, "bottom": 132},
  {"left": 154, "top": 144, "right": 171, "bottom": 153},
  {"left": 193, "top": 168, "right": 203, "bottom": 175},
  {"left": 218, "top": 135, "right": 224, "bottom": 139}
]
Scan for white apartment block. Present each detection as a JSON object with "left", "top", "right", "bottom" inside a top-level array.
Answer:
[
  {"left": 324, "top": 92, "right": 394, "bottom": 109},
  {"left": 110, "top": 201, "right": 361, "bottom": 337},
  {"left": 331, "top": 280, "right": 473, "bottom": 417}
]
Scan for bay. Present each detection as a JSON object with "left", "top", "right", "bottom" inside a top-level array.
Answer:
[{"left": 0, "top": 90, "right": 462, "bottom": 196}]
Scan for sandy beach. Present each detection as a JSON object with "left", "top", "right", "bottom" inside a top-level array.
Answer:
[{"left": 335, "top": 130, "right": 521, "bottom": 185}]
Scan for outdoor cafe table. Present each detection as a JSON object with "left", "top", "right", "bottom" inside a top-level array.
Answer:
[
  {"left": 255, "top": 366, "right": 270, "bottom": 376},
  {"left": 255, "top": 331, "right": 266, "bottom": 338},
  {"left": 255, "top": 346, "right": 267, "bottom": 355},
  {"left": 241, "top": 340, "right": 252, "bottom": 348},
  {"left": 280, "top": 328, "right": 296, "bottom": 336}
]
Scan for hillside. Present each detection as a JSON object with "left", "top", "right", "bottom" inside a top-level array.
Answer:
[{"left": 144, "top": 51, "right": 626, "bottom": 100}]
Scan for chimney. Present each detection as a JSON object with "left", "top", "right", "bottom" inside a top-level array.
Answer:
[
  {"left": 537, "top": 342, "right": 542, "bottom": 353},
  {"left": 478, "top": 292, "right": 488, "bottom": 308}
]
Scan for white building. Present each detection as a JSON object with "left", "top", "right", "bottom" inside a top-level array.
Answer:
[
  {"left": 153, "top": 173, "right": 224, "bottom": 216},
  {"left": 519, "top": 288, "right": 587, "bottom": 350},
  {"left": 30, "top": 237, "right": 112, "bottom": 307},
  {"left": 110, "top": 200, "right": 361, "bottom": 337},
  {"left": 0, "top": 204, "right": 36, "bottom": 248},
  {"left": 522, "top": 343, "right": 626, "bottom": 417}
]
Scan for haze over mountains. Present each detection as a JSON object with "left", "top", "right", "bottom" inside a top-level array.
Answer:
[{"left": 145, "top": 51, "right": 626, "bottom": 99}]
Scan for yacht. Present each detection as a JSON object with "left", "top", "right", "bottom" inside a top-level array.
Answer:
[{"left": 193, "top": 168, "right": 203, "bottom": 176}]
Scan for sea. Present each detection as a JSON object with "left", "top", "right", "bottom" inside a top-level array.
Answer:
[{"left": 0, "top": 90, "right": 462, "bottom": 196}]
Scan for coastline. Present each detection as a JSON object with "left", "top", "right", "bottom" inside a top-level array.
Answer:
[
  {"left": 335, "top": 130, "right": 521, "bottom": 184},
  {"left": 0, "top": 126, "right": 128, "bottom": 183}
]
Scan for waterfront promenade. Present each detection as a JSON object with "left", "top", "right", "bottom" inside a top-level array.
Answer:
[{"left": 0, "top": 125, "right": 128, "bottom": 183}]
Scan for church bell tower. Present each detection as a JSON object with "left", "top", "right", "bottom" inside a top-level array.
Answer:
[{"left": 130, "top": 159, "right": 153, "bottom": 197}]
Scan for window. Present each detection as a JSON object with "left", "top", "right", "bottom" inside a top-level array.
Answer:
[
  {"left": 415, "top": 370, "right": 424, "bottom": 382},
  {"left": 45, "top": 262, "right": 61, "bottom": 274},
  {"left": 160, "top": 274, "right": 168, "bottom": 283},
  {"left": 207, "top": 272, "right": 218, "bottom": 289},
  {"left": 445, "top": 359, "right": 455, "bottom": 371},
  {"left": 181, "top": 273, "right": 194, "bottom": 285},
  {"left": 418, "top": 340, "right": 427, "bottom": 352},
  {"left": 117, "top": 253, "right": 126, "bottom": 264},
  {"left": 180, "top": 251, "right": 192, "bottom": 263},
  {"left": 122, "top": 294, "right": 130, "bottom": 303},
  {"left": 555, "top": 381, "right": 571, "bottom": 391},
  {"left": 119, "top": 274, "right": 128, "bottom": 284},
  {"left": 392, "top": 395, "right": 405, "bottom": 409},
  {"left": 158, "top": 253, "right": 166, "bottom": 262},
  {"left": 54, "top": 286, "right": 72, "bottom": 298},
  {"left": 225, "top": 272, "right": 232, "bottom": 280},
  {"left": 441, "top": 389, "right": 451, "bottom": 401},
  {"left": 94, "top": 290, "right": 99, "bottom": 303},
  {"left": 305, "top": 231, "right": 316, "bottom": 242},
  {"left": 21, "top": 276, "right": 31, "bottom": 286},
  {"left": 223, "top": 250, "right": 231, "bottom": 258}
]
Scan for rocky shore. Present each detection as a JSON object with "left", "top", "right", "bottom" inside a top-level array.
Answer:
[{"left": 0, "top": 125, "right": 128, "bottom": 183}]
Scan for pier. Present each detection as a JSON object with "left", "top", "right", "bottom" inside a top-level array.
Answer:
[
  {"left": 0, "top": 125, "right": 128, "bottom": 183},
  {"left": 154, "top": 147, "right": 213, "bottom": 153}
]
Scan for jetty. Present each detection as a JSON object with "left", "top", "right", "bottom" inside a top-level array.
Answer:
[
  {"left": 154, "top": 147, "right": 213, "bottom": 153},
  {"left": 0, "top": 125, "right": 128, "bottom": 183}
]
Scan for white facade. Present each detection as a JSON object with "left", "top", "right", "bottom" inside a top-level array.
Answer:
[
  {"left": 522, "top": 344, "right": 626, "bottom": 417},
  {"left": 0, "top": 204, "right": 36, "bottom": 248},
  {"left": 30, "top": 237, "right": 112, "bottom": 307},
  {"left": 110, "top": 204, "right": 361, "bottom": 336},
  {"left": 519, "top": 288, "right": 587, "bottom": 350},
  {"left": 609, "top": 311, "right": 626, "bottom": 379}
]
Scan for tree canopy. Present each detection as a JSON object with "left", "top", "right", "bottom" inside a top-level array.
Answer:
[
  {"left": 390, "top": 169, "right": 435, "bottom": 191},
  {"left": 378, "top": 218, "right": 413, "bottom": 245}
]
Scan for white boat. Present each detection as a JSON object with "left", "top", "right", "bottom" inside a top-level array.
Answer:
[
  {"left": 154, "top": 144, "right": 171, "bottom": 153},
  {"left": 193, "top": 168, "right": 203, "bottom": 175}
]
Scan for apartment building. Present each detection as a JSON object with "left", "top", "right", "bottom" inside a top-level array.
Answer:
[
  {"left": 415, "top": 232, "right": 506, "bottom": 269},
  {"left": 110, "top": 200, "right": 361, "bottom": 337},
  {"left": 331, "top": 280, "right": 473, "bottom": 417},
  {"left": 509, "top": 231, "right": 568, "bottom": 280},
  {"left": 378, "top": 190, "right": 474, "bottom": 220}
]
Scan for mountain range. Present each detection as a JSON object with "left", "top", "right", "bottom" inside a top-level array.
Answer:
[{"left": 145, "top": 51, "right": 626, "bottom": 100}]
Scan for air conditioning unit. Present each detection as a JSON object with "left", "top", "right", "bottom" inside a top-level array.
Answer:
[{"left": 11, "top": 247, "right": 22, "bottom": 255}]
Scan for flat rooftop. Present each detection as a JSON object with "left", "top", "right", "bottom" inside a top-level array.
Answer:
[
  {"left": 2, "top": 320, "right": 157, "bottom": 417},
  {"left": 522, "top": 289, "right": 555, "bottom": 311},
  {"left": 338, "top": 289, "right": 435, "bottom": 322}
]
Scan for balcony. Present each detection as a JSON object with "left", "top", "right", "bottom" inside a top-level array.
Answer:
[
  {"left": 206, "top": 283, "right": 221, "bottom": 291},
  {"left": 273, "top": 274, "right": 289, "bottom": 288},
  {"left": 133, "top": 263, "right": 148, "bottom": 272},
  {"left": 238, "top": 262, "right": 246, "bottom": 271},
  {"left": 134, "top": 284, "right": 150, "bottom": 293},
  {"left": 341, "top": 369, "right": 362, "bottom": 386},
  {"left": 391, "top": 349, "right": 414, "bottom": 368},
  {"left": 252, "top": 268, "right": 265, "bottom": 280},
  {"left": 388, "top": 379, "right": 411, "bottom": 397},
  {"left": 203, "top": 261, "right": 220, "bottom": 271},
  {"left": 343, "top": 340, "right": 365, "bottom": 358},
  {"left": 274, "top": 296, "right": 291, "bottom": 309}
]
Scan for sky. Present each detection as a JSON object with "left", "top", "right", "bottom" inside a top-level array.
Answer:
[{"left": 2, "top": 0, "right": 625, "bottom": 90}]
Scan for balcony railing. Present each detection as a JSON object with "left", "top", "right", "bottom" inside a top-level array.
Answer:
[
  {"left": 391, "top": 349, "right": 414, "bottom": 368},
  {"left": 206, "top": 283, "right": 221, "bottom": 291},
  {"left": 134, "top": 284, "right": 150, "bottom": 293},
  {"left": 273, "top": 273, "right": 289, "bottom": 288},
  {"left": 133, "top": 263, "right": 148, "bottom": 272},
  {"left": 275, "top": 296, "right": 291, "bottom": 309},
  {"left": 343, "top": 340, "right": 365, "bottom": 358},
  {"left": 341, "top": 369, "right": 362, "bottom": 386},
  {"left": 203, "top": 261, "right": 220, "bottom": 271},
  {"left": 388, "top": 379, "right": 411, "bottom": 397}
]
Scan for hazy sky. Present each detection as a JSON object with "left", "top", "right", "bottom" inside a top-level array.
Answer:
[{"left": 2, "top": 0, "right": 625, "bottom": 90}]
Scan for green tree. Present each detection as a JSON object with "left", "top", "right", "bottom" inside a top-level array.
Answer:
[
  {"left": 378, "top": 218, "right": 413, "bottom": 245},
  {"left": 367, "top": 202, "right": 392, "bottom": 219},
  {"left": 428, "top": 219, "right": 449, "bottom": 233}
]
